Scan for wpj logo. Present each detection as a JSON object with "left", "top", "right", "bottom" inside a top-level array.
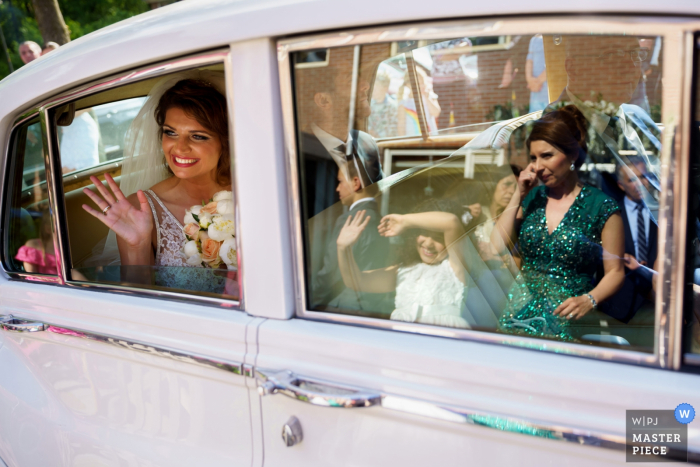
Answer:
[{"left": 625, "top": 405, "right": 694, "bottom": 463}]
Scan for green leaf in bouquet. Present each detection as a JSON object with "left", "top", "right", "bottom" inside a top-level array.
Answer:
[{"left": 192, "top": 213, "right": 200, "bottom": 222}]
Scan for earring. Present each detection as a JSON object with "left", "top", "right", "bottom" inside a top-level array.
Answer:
[{"left": 569, "top": 162, "right": 575, "bottom": 171}]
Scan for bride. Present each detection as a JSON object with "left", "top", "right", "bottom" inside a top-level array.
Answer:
[{"left": 82, "top": 72, "right": 233, "bottom": 292}]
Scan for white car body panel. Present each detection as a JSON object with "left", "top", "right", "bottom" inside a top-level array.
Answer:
[
  {"left": 0, "top": 282, "right": 254, "bottom": 466},
  {"left": 0, "top": 1, "right": 698, "bottom": 466}
]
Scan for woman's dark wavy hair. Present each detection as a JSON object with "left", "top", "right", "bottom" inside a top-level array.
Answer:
[
  {"left": 398, "top": 198, "right": 462, "bottom": 267},
  {"left": 155, "top": 79, "right": 230, "bottom": 186},
  {"left": 526, "top": 104, "right": 588, "bottom": 168}
]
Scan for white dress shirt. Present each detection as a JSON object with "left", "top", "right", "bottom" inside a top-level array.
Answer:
[{"left": 349, "top": 197, "right": 374, "bottom": 212}]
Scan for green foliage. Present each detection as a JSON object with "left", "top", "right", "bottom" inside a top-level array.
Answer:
[
  {"left": 59, "top": 0, "right": 148, "bottom": 38},
  {"left": 0, "top": 0, "right": 148, "bottom": 81}
]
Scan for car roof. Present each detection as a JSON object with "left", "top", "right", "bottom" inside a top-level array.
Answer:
[{"left": 1, "top": 0, "right": 699, "bottom": 125}]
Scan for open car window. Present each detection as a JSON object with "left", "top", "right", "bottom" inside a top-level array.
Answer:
[
  {"left": 294, "top": 33, "right": 663, "bottom": 352},
  {"left": 52, "top": 64, "right": 240, "bottom": 303}
]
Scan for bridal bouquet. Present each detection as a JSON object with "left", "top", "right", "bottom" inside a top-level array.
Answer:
[{"left": 181, "top": 190, "right": 237, "bottom": 270}]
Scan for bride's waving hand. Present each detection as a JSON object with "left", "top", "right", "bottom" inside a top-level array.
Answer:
[{"left": 82, "top": 173, "right": 154, "bottom": 264}]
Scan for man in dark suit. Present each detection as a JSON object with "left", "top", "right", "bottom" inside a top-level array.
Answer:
[
  {"left": 311, "top": 158, "right": 390, "bottom": 314},
  {"left": 600, "top": 162, "right": 658, "bottom": 322},
  {"left": 295, "top": 48, "right": 385, "bottom": 217}
]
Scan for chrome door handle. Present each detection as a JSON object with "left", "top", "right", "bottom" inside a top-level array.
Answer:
[
  {"left": 256, "top": 369, "right": 381, "bottom": 408},
  {"left": 0, "top": 315, "right": 47, "bottom": 332}
]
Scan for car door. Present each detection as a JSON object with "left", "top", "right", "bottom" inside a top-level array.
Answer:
[
  {"left": 243, "top": 16, "right": 700, "bottom": 466},
  {"left": 0, "top": 50, "right": 256, "bottom": 467}
]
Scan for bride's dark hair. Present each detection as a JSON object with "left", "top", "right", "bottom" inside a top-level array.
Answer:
[{"left": 155, "top": 79, "right": 231, "bottom": 186}]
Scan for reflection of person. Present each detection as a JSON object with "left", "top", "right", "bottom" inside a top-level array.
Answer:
[
  {"left": 82, "top": 76, "right": 232, "bottom": 292},
  {"left": 526, "top": 35, "right": 548, "bottom": 112},
  {"left": 599, "top": 162, "right": 658, "bottom": 322},
  {"left": 19, "top": 41, "right": 42, "bottom": 64},
  {"left": 60, "top": 110, "right": 100, "bottom": 173},
  {"left": 15, "top": 210, "right": 57, "bottom": 275},
  {"left": 42, "top": 42, "right": 59, "bottom": 55},
  {"left": 398, "top": 66, "right": 441, "bottom": 135},
  {"left": 312, "top": 161, "right": 389, "bottom": 311},
  {"left": 493, "top": 106, "right": 625, "bottom": 341},
  {"left": 368, "top": 70, "right": 398, "bottom": 138},
  {"left": 298, "top": 58, "right": 384, "bottom": 216},
  {"left": 337, "top": 199, "right": 472, "bottom": 328},
  {"left": 546, "top": 35, "right": 661, "bottom": 191},
  {"left": 475, "top": 165, "right": 520, "bottom": 245},
  {"left": 429, "top": 37, "right": 473, "bottom": 129}
]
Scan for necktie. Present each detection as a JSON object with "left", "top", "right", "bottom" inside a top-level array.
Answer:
[{"left": 637, "top": 202, "right": 648, "bottom": 264}]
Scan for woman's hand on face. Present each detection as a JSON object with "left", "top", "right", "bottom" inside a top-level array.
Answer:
[
  {"left": 81, "top": 174, "right": 153, "bottom": 249},
  {"left": 337, "top": 210, "right": 370, "bottom": 249},
  {"left": 518, "top": 163, "right": 538, "bottom": 199},
  {"left": 378, "top": 214, "right": 408, "bottom": 237},
  {"left": 553, "top": 295, "right": 594, "bottom": 320}
]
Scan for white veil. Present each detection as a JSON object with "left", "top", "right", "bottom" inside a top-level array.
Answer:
[{"left": 92, "top": 69, "right": 227, "bottom": 266}]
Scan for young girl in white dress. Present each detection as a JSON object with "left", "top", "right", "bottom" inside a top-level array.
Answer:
[{"left": 337, "top": 199, "right": 472, "bottom": 329}]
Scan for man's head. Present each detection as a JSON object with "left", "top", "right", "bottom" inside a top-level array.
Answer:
[
  {"left": 565, "top": 35, "right": 646, "bottom": 106},
  {"left": 42, "top": 42, "right": 59, "bottom": 55},
  {"left": 617, "top": 162, "right": 647, "bottom": 202},
  {"left": 295, "top": 46, "right": 379, "bottom": 137},
  {"left": 19, "top": 41, "right": 42, "bottom": 64}
]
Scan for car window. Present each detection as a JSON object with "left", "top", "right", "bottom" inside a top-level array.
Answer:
[
  {"left": 685, "top": 34, "right": 700, "bottom": 360},
  {"left": 54, "top": 66, "right": 239, "bottom": 301},
  {"left": 294, "top": 33, "right": 664, "bottom": 351},
  {"left": 59, "top": 97, "right": 146, "bottom": 175},
  {"left": 2, "top": 116, "right": 56, "bottom": 277}
]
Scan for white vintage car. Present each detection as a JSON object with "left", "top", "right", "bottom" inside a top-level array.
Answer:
[{"left": 1, "top": 0, "right": 699, "bottom": 465}]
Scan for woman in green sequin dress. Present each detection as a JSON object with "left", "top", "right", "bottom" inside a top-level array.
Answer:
[{"left": 492, "top": 106, "right": 625, "bottom": 341}]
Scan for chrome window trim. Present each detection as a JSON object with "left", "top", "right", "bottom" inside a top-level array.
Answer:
[
  {"left": 666, "top": 31, "right": 697, "bottom": 369},
  {"left": 1, "top": 48, "right": 245, "bottom": 310},
  {"left": 41, "top": 49, "right": 230, "bottom": 110},
  {"left": 279, "top": 15, "right": 700, "bottom": 369},
  {"left": 0, "top": 313, "right": 245, "bottom": 376},
  {"left": 41, "top": 107, "right": 68, "bottom": 285}
]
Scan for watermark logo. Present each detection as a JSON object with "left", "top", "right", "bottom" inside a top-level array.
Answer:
[
  {"left": 626, "top": 407, "right": 692, "bottom": 462},
  {"left": 675, "top": 404, "right": 695, "bottom": 425}
]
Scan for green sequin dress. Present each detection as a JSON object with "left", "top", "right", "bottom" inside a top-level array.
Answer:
[{"left": 500, "top": 185, "right": 620, "bottom": 341}]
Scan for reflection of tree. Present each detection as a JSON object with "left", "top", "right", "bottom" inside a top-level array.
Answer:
[{"left": 486, "top": 102, "right": 530, "bottom": 123}]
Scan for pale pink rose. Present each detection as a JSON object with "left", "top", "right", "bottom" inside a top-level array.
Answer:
[
  {"left": 201, "top": 201, "right": 218, "bottom": 215},
  {"left": 183, "top": 222, "right": 200, "bottom": 241},
  {"left": 201, "top": 237, "right": 222, "bottom": 263}
]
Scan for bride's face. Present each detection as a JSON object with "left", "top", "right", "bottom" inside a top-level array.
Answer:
[{"left": 162, "top": 107, "right": 222, "bottom": 181}]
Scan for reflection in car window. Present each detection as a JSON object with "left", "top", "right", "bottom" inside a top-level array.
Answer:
[
  {"left": 58, "top": 69, "right": 239, "bottom": 301},
  {"left": 685, "top": 35, "right": 700, "bottom": 357},
  {"left": 294, "top": 33, "right": 664, "bottom": 351},
  {"left": 3, "top": 118, "right": 56, "bottom": 276}
]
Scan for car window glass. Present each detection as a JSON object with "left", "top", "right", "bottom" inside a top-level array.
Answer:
[
  {"left": 3, "top": 117, "right": 56, "bottom": 276},
  {"left": 59, "top": 97, "right": 146, "bottom": 175},
  {"left": 294, "top": 33, "right": 663, "bottom": 351},
  {"left": 57, "top": 67, "right": 239, "bottom": 301},
  {"left": 685, "top": 34, "right": 700, "bottom": 358}
]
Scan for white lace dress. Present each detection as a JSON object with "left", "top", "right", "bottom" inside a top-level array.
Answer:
[
  {"left": 391, "top": 259, "right": 471, "bottom": 329},
  {"left": 144, "top": 190, "right": 226, "bottom": 293}
]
